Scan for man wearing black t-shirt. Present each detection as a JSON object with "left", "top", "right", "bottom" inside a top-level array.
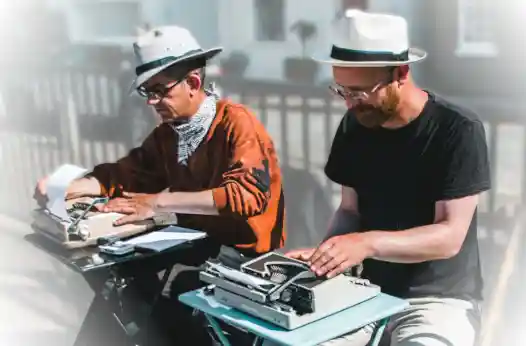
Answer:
[{"left": 285, "top": 11, "right": 490, "bottom": 346}]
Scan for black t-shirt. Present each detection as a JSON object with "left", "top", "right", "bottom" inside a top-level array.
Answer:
[{"left": 324, "top": 92, "right": 491, "bottom": 300}]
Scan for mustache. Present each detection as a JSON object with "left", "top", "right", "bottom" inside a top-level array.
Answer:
[
  {"left": 352, "top": 102, "right": 382, "bottom": 113},
  {"left": 353, "top": 105, "right": 393, "bottom": 128},
  {"left": 353, "top": 105, "right": 382, "bottom": 116}
]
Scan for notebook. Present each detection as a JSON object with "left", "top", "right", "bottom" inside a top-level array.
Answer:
[{"left": 123, "top": 225, "right": 207, "bottom": 252}]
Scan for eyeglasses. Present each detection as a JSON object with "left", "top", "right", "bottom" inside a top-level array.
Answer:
[
  {"left": 329, "top": 80, "right": 388, "bottom": 101},
  {"left": 329, "top": 69, "right": 397, "bottom": 101},
  {"left": 137, "top": 78, "right": 184, "bottom": 101}
]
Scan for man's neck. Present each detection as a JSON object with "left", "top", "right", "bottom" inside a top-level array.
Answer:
[
  {"left": 175, "top": 91, "right": 208, "bottom": 123},
  {"left": 383, "top": 87, "right": 428, "bottom": 129},
  {"left": 187, "top": 91, "right": 208, "bottom": 116}
]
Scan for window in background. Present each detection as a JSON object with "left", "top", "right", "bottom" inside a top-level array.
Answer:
[
  {"left": 341, "top": 0, "right": 367, "bottom": 11},
  {"left": 254, "top": 0, "right": 285, "bottom": 42},
  {"left": 69, "top": 0, "right": 141, "bottom": 45},
  {"left": 456, "top": 0, "right": 497, "bottom": 57}
]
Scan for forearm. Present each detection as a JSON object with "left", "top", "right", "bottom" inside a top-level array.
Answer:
[
  {"left": 363, "top": 223, "right": 456, "bottom": 263},
  {"left": 155, "top": 190, "right": 219, "bottom": 216},
  {"left": 66, "top": 177, "right": 102, "bottom": 200},
  {"left": 324, "top": 207, "right": 361, "bottom": 241}
]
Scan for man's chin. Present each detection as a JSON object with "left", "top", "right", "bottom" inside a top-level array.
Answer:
[
  {"left": 157, "top": 112, "right": 176, "bottom": 123},
  {"left": 160, "top": 117, "right": 175, "bottom": 124},
  {"left": 355, "top": 112, "right": 391, "bottom": 129}
]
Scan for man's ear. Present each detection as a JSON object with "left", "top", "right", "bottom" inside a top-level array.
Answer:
[
  {"left": 186, "top": 73, "right": 202, "bottom": 93},
  {"left": 397, "top": 65, "right": 410, "bottom": 81}
]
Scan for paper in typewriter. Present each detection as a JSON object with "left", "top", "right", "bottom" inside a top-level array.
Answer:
[{"left": 46, "top": 164, "right": 89, "bottom": 221}]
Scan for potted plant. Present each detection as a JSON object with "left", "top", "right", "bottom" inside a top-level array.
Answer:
[
  {"left": 219, "top": 50, "right": 250, "bottom": 78},
  {"left": 284, "top": 20, "right": 319, "bottom": 84}
]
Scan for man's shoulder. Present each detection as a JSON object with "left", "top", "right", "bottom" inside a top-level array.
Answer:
[
  {"left": 217, "top": 99, "right": 257, "bottom": 122},
  {"left": 216, "top": 99, "right": 269, "bottom": 133},
  {"left": 426, "top": 93, "right": 488, "bottom": 155},
  {"left": 428, "top": 92, "right": 483, "bottom": 129}
]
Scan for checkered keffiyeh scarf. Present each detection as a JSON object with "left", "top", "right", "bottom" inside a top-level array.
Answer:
[{"left": 171, "top": 84, "right": 220, "bottom": 165}]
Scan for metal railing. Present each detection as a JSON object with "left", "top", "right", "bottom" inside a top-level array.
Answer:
[{"left": 0, "top": 67, "right": 523, "bottom": 234}]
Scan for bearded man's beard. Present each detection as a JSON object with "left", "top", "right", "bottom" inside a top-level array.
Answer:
[{"left": 354, "top": 86, "right": 400, "bottom": 128}]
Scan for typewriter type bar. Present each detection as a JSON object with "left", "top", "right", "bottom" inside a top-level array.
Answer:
[{"left": 67, "top": 197, "right": 109, "bottom": 238}]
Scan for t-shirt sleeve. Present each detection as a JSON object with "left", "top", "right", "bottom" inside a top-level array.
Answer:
[
  {"left": 324, "top": 112, "right": 356, "bottom": 187},
  {"left": 435, "top": 119, "right": 491, "bottom": 201}
]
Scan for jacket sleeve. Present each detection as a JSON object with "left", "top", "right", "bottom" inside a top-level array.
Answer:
[
  {"left": 87, "top": 128, "right": 168, "bottom": 197},
  {"left": 212, "top": 106, "right": 272, "bottom": 217}
]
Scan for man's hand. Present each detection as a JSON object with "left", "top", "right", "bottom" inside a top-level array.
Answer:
[
  {"left": 308, "top": 233, "right": 373, "bottom": 279},
  {"left": 33, "top": 176, "right": 50, "bottom": 208},
  {"left": 285, "top": 248, "right": 316, "bottom": 262},
  {"left": 102, "top": 192, "right": 159, "bottom": 226}
]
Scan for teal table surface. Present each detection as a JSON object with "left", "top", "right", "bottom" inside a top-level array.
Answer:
[{"left": 179, "top": 288, "right": 409, "bottom": 346}]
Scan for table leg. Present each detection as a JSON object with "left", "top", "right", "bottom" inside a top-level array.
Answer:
[
  {"left": 100, "top": 270, "right": 140, "bottom": 339},
  {"left": 204, "top": 313, "right": 232, "bottom": 346},
  {"left": 104, "top": 265, "right": 176, "bottom": 343},
  {"left": 369, "top": 318, "right": 388, "bottom": 346},
  {"left": 252, "top": 336, "right": 265, "bottom": 346}
]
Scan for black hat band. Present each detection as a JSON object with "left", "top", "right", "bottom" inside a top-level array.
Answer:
[
  {"left": 135, "top": 49, "right": 204, "bottom": 76},
  {"left": 330, "top": 45, "right": 409, "bottom": 62}
]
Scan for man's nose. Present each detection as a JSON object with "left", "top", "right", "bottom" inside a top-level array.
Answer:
[
  {"left": 146, "top": 97, "right": 160, "bottom": 106},
  {"left": 345, "top": 98, "right": 361, "bottom": 109}
]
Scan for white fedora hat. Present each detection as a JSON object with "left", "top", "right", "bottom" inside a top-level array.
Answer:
[
  {"left": 130, "top": 25, "right": 223, "bottom": 91},
  {"left": 313, "top": 10, "right": 426, "bottom": 67}
]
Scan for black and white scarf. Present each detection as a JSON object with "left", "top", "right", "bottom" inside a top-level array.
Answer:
[{"left": 170, "top": 84, "right": 220, "bottom": 165}]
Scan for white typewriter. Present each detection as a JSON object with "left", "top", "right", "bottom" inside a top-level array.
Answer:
[
  {"left": 31, "top": 164, "right": 177, "bottom": 249},
  {"left": 199, "top": 252, "right": 381, "bottom": 330}
]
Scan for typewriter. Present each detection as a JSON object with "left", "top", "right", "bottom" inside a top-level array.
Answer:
[
  {"left": 31, "top": 196, "right": 178, "bottom": 249},
  {"left": 31, "top": 164, "right": 177, "bottom": 249},
  {"left": 199, "top": 252, "right": 381, "bottom": 330}
]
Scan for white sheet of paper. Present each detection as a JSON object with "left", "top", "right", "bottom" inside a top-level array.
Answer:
[
  {"left": 46, "top": 164, "right": 88, "bottom": 221},
  {"left": 123, "top": 226, "right": 207, "bottom": 246}
]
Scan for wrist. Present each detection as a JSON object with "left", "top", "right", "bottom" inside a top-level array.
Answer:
[
  {"left": 360, "top": 231, "right": 379, "bottom": 259},
  {"left": 153, "top": 191, "right": 172, "bottom": 213}
]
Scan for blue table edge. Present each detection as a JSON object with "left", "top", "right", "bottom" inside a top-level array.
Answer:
[{"left": 179, "top": 287, "right": 409, "bottom": 346}]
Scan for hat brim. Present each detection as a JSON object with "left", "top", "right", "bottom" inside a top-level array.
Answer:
[
  {"left": 312, "top": 47, "right": 427, "bottom": 67},
  {"left": 129, "top": 47, "right": 223, "bottom": 94}
]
